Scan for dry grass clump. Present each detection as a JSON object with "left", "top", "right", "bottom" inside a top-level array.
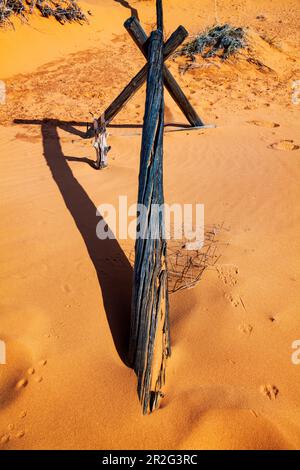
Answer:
[
  {"left": 176, "top": 24, "right": 247, "bottom": 61},
  {"left": 0, "top": 0, "right": 87, "bottom": 28}
]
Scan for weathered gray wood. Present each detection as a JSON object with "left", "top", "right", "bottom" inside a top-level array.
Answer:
[
  {"left": 129, "top": 29, "right": 170, "bottom": 414},
  {"left": 156, "top": 0, "right": 163, "bottom": 31},
  {"left": 125, "top": 17, "right": 187, "bottom": 56},
  {"left": 85, "top": 24, "right": 188, "bottom": 138},
  {"left": 124, "top": 17, "right": 204, "bottom": 127}
]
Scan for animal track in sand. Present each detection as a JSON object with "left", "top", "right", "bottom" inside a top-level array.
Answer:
[
  {"left": 260, "top": 384, "right": 279, "bottom": 400},
  {"left": 16, "top": 358, "right": 47, "bottom": 391},
  {"left": 0, "top": 425, "right": 26, "bottom": 446},
  {"left": 0, "top": 338, "right": 34, "bottom": 411},
  {"left": 225, "top": 293, "right": 240, "bottom": 308},
  {"left": 216, "top": 264, "right": 239, "bottom": 287},
  {"left": 61, "top": 284, "right": 71, "bottom": 294},
  {"left": 0, "top": 409, "right": 28, "bottom": 447},
  {"left": 15, "top": 378, "right": 28, "bottom": 390},
  {"left": 225, "top": 293, "right": 247, "bottom": 311},
  {"left": 0, "top": 434, "right": 10, "bottom": 444},
  {"left": 238, "top": 323, "right": 253, "bottom": 336},
  {"left": 247, "top": 120, "right": 280, "bottom": 128},
  {"left": 1, "top": 359, "right": 47, "bottom": 445},
  {"left": 269, "top": 140, "right": 299, "bottom": 151},
  {"left": 45, "top": 327, "right": 60, "bottom": 339}
]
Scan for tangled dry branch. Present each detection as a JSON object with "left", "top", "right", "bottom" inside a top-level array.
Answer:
[
  {"left": 0, "top": 0, "right": 87, "bottom": 28},
  {"left": 127, "top": 223, "right": 225, "bottom": 294},
  {"left": 175, "top": 24, "right": 247, "bottom": 61}
]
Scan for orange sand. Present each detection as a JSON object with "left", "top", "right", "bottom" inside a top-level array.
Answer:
[{"left": 0, "top": 0, "right": 300, "bottom": 450}]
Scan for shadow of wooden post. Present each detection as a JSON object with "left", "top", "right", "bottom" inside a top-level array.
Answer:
[{"left": 39, "top": 121, "right": 133, "bottom": 365}]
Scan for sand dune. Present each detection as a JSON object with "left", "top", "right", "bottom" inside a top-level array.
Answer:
[{"left": 0, "top": 0, "right": 300, "bottom": 450}]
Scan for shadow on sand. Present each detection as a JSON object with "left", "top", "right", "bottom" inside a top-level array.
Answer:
[
  {"left": 114, "top": 0, "right": 140, "bottom": 21},
  {"left": 15, "top": 118, "right": 133, "bottom": 366}
]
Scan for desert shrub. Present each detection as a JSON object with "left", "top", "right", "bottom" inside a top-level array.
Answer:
[
  {"left": 176, "top": 24, "right": 247, "bottom": 61},
  {"left": 0, "top": 0, "right": 87, "bottom": 27}
]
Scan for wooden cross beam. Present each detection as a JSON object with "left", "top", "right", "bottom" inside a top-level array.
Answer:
[
  {"left": 125, "top": 17, "right": 204, "bottom": 128},
  {"left": 86, "top": 16, "right": 203, "bottom": 137}
]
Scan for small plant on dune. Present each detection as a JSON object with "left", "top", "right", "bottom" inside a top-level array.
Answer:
[
  {"left": 0, "top": 0, "right": 25, "bottom": 27},
  {"left": 35, "top": 0, "right": 86, "bottom": 24},
  {"left": 176, "top": 24, "right": 247, "bottom": 61},
  {"left": 0, "top": 0, "right": 87, "bottom": 28}
]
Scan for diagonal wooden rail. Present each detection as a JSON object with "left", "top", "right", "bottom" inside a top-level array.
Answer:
[
  {"left": 85, "top": 25, "right": 188, "bottom": 137},
  {"left": 125, "top": 16, "right": 204, "bottom": 127},
  {"left": 86, "top": 12, "right": 204, "bottom": 137}
]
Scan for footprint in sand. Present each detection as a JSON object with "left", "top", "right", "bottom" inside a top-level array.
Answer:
[
  {"left": 1, "top": 359, "right": 47, "bottom": 446},
  {"left": 247, "top": 120, "right": 280, "bottom": 128},
  {"left": 225, "top": 293, "right": 240, "bottom": 308},
  {"left": 216, "top": 264, "right": 239, "bottom": 287},
  {"left": 269, "top": 140, "right": 299, "bottom": 151},
  {"left": 0, "top": 434, "right": 10, "bottom": 444},
  {"left": 39, "top": 359, "right": 47, "bottom": 367},
  {"left": 238, "top": 323, "right": 253, "bottom": 336},
  {"left": 61, "top": 284, "right": 71, "bottom": 294},
  {"left": 260, "top": 384, "right": 279, "bottom": 400},
  {"left": 225, "top": 293, "right": 247, "bottom": 310},
  {"left": 0, "top": 425, "right": 26, "bottom": 447},
  {"left": 16, "top": 358, "right": 47, "bottom": 391},
  {"left": 0, "top": 337, "right": 36, "bottom": 412},
  {"left": 0, "top": 409, "right": 28, "bottom": 447},
  {"left": 15, "top": 378, "right": 28, "bottom": 390}
]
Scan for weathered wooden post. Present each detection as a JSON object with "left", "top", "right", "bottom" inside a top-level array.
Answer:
[
  {"left": 86, "top": 4, "right": 204, "bottom": 138},
  {"left": 129, "top": 0, "right": 170, "bottom": 414},
  {"left": 85, "top": 25, "right": 190, "bottom": 137},
  {"left": 124, "top": 17, "right": 204, "bottom": 128}
]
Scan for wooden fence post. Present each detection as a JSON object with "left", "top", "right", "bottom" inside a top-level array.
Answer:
[
  {"left": 86, "top": 4, "right": 204, "bottom": 137},
  {"left": 124, "top": 17, "right": 204, "bottom": 127},
  {"left": 129, "top": 27, "right": 170, "bottom": 414}
]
